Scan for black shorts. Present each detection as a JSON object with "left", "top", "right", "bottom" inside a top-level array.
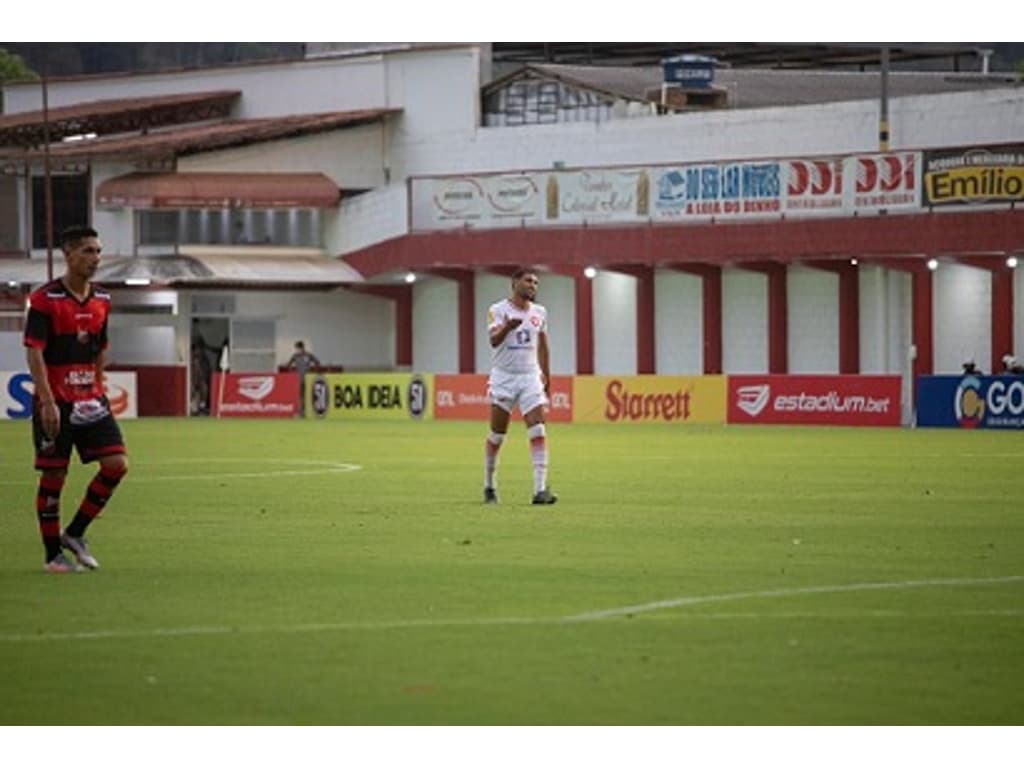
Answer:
[{"left": 33, "top": 396, "right": 127, "bottom": 470}]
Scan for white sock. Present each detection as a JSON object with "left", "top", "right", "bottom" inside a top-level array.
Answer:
[
  {"left": 527, "top": 423, "right": 548, "bottom": 494},
  {"left": 484, "top": 432, "right": 505, "bottom": 489}
]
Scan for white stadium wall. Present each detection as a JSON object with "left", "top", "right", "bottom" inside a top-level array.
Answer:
[
  {"left": 593, "top": 271, "right": 638, "bottom": 375},
  {"left": 241, "top": 289, "right": 394, "bottom": 371},
  {"left": 413, "top": 278, "right": 458, "bottom": 374},
  {"left": 933, "top": 262, "right": 991, "bottom": 374},
  {"left": 654, "top": 269, "right": 703, "bottom": 375},
  {"left": 788, "top": 266, "right": 839, "bottom": 374},
  {"left": 722, "top": 269, "right": 769, "bottom": 374}
]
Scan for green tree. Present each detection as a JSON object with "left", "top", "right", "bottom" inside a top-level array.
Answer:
[{"left": 0, "top": 48, "right": 39, "bottom": 111}]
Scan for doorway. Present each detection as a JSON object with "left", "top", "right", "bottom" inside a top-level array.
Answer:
[{"left": 190, "top": 317, "right": 229, "bottom": 416}]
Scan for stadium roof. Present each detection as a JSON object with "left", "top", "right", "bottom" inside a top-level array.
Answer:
[
  {"left": 0, "top": 109, "right": 400, "bottom": 163},
  {"left": 491, "top": 43, "right": 986, "bottom": 70},
  {"left": 95, "top": 172, "right": 342, "bottom": 209},
  {"left": 488, "top": 63, "right": 1020, "bottom": 110},
  {"left": 0, "top": 247, "right": 365, "bottom": 286},
  {"left": 0, "top": 90, "right": 240, "bottom": 147}
]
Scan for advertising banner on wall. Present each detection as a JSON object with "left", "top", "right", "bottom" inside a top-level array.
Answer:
[
  {"left": 573, "top": 375, "right": 726, "bottom": 424},
  {"left": 916, "top": 375, "right": 1024, "bottom": 429},
  {"left": 411, "top": 152, "right": 923, "bottom": 230},
  {"left": 922, "top": 144, "right": 1024, "bottom": 207},
  {"left": 845, "top": 153, "right": 920, "bottom": 211},
  {"left": 727, "top": 375, "right": 901, "bottom": 426},
  {"left": 433, "top": 373, "right": 573, "bottom": 421},
  {"left": 308, "top": 372, "right": 433, "bottom": 420},
  {"left": 211, "top": 372, "right": 299, "bottom": 418},
  {"left": 2, "top": 370, "right": 138, "bottom": 420}
]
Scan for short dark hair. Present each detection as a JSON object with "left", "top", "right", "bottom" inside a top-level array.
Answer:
[
  {"left": 511, "top": 267, "right": 536, "bottom": 281},
  {"left": 60, "top": 225, "right": 98, "bottom": 251}
]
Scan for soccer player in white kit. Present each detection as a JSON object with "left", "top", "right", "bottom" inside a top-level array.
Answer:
[{"left": 483, "top": 268, "right": 557, "bottom": 505}]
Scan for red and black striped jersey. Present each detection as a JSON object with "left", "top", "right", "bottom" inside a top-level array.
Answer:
[{"left": 23, "top": 279, "right": 110, "bottom": 404}]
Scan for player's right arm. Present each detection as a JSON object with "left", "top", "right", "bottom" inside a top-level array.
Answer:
[
  {"left": 24, "top": 296, "right": 59, "bottom": 438},
  {"left": 26, "top": 344, "right": 59, "bottom": 439},
  {"left": 488, "top": 305, "right": 522, "bottom": 348}
]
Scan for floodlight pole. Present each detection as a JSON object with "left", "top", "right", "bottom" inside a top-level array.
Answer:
[
  {"left": 879, "top": 45, "right": 890, "bottom": 152},
  {"left": 41, "top": 64, "right": 54, "bottom": 281}
]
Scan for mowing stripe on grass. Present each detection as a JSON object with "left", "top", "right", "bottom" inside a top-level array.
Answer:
[
  {"left": 0, "top": 458, "right": 362, "bottom": 485},
  {"left": 1, "top": 575, "right": 1020, "bottom": 643}
]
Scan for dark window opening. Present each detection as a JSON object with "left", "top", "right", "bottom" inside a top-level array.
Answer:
[{"left": 32, "top": 174, "right": 89, "bottom": 249}]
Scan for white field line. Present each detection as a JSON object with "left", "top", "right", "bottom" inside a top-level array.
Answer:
[
  {"left": 0, "top": 575, "right": 1020, "bottom": 643},
  {"left": 0, "top": 458, "right": 361, "bottom": 485},
  {"left": 561, "top": 575, "right": 1024, "bottom": 622}
]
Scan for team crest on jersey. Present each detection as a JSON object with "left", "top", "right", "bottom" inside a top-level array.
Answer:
[{"left": 530, "top": 315, "right": 541, "bottom": 327}]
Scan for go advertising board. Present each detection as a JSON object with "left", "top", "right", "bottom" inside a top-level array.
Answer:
[
  {"left": 2, "top": 370, "right": 138, "bottom": 420},
  {"left": 308, "top": 372, "right": 433, "bottom": 420},
  {"left": 728, "top": 375, "right": 901, "bottom": 426},
  {"left": 917, "top": 375, "right": 1024, "bottom": 429}
]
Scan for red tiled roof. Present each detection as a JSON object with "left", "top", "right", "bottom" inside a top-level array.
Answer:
[
  {"left": 0, "top": 109, "right": 400, "bottom": 162},
  {"left": 0, "top": 90, "right": 241, "bottom": 146},
  {"left": 96, "top": 172, "right": 341, "bottom": 209}
]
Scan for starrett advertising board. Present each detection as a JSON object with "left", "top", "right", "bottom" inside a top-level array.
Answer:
[
  {"left": 922, "top": 144, "right": 1024, "bottom": 207},
  {"left": 573, "top": 375, "right": 726, "bottom": 424},
  {"left": 309, "top": 372, "right": 433, "bottom": 420}
]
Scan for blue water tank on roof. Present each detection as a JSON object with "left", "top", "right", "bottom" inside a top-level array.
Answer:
[{"left": 662, "top": 54, "right": 717, "bottom": 89}]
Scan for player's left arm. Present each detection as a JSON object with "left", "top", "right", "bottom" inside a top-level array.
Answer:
[
  {"left": 96, "top": 314, "right": 109, "bottom": 388},
  {"left": 538, "top": 330, "right": 551, "bottom": 397}
]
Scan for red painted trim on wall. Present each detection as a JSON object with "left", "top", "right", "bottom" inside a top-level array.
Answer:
[
  {"left": 429, "top": 268, "right": 476, "bottom": 373},
  {"left": 912, "top": 270, "right": 934, "bottom": 380},
  {"left": 805, "top": 260, "right": 860, "bottom": 374},
  {"left": 341, "top": 211, "right": 1024, "bottom": 278},
  {"left": 665, "top": 263, "right": 722, "bottom": 374},
  {"left": 737, "top": 261, "right": 788, "bottom": 374},
  {"left": 955, "top": 256, "right": 1016, "bottom": 373},
  {"left": 992, "top": 270, "right": 1014, "bottom": 370}
]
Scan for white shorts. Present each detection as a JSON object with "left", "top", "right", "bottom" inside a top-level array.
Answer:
[{"left": 488, "top": 369, "right": 548, "bottom": 415}]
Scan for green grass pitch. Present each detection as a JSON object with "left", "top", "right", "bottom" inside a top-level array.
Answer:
[{"left": 0, "top": 418, "right": 1021, "bottom": 724}]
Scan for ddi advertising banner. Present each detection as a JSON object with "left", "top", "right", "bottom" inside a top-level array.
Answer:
[
  {"left": 434, "top": 373, "right": 572, "bottom": 421},
  {"left": 309, "top": 372, "right": 433, "bottom": 420},
  {"left": 573, "top": 375, "right": 726, "bottom": 424},
  {"left": 728, "top": 375, "right": 901, "bottom": 426},
  {"left": 917, "top": 375, "right": 1024, "bottom": 429},
  {"left": 2, "top": 370, "right": 137, "bottom": 419},
  {"left": 211, "top": 372, "right": 299, "bottom": 418}
]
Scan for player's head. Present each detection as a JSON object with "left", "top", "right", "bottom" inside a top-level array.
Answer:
[
  {"left": 295, "top": 340, "right": 306, "bottom": 350},
  {"left": 511, "top": 267, "right": 539, "bottom": 302},
  {"left": 60, "top": 225, "right": 101, "bottom": 279}
]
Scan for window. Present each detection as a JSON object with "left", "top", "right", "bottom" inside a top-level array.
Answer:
[
  {"left": 32, "top": 174, "right": 89, "bottom": 248},
  {"left": 137, "top": 209, "right": 323, "bottom": 248}
]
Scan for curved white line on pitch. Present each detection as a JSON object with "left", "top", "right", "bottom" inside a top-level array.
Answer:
[
  {"left": 561, "top": 574, "right": 1024, "bottom": 622},
  {"left": 0, "top": 575, "right": 1019, "bottom": 643},
  {"left": 0, "top": 458, "right": 362, "bottom": 485}
]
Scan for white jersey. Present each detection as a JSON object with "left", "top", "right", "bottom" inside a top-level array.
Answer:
[{"left": 487, "top": 298, "right": 548, "bottom": 374}]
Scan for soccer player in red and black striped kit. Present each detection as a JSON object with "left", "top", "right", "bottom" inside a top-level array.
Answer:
[{"left": 24, "top": 226, "right": 129, "bottom": 573}]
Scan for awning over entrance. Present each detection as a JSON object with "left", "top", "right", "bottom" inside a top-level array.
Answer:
[
  {"left": 96, "top": 172, "right": 341, "bottom": 209},
  {"left": 0, "top": 247, "right": 364, "bottom": 286}
]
